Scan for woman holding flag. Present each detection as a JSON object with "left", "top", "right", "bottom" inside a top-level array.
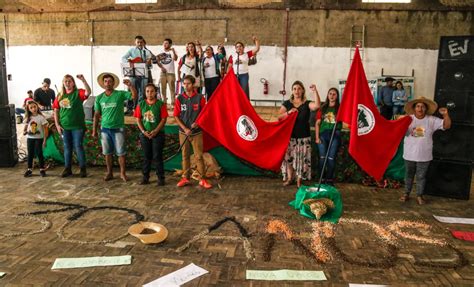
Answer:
[{"left": 279, "top": 81, "right": 321, "bottom": 187}]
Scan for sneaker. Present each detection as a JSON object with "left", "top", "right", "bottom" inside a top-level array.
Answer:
[
  {"left": 40, "top": 170, "right": 46, "bottom": 177},
  {"left": 177, "top": 178, "right": 190, "bottom": 187},
  {"left": 139, "top": 177, "right": 150, "bottom": 185},
  {"left": 80, "top": 167, "right": 87, "bottom": 178},
  {"left": 199, "top": 179, "right": 212, "bottom": 189},
  {"left": 24, "top": 169, "right": 33, "bottom": 177},
  {"left": 61, "top": 167, "right": 73, "bottom": 178},
  {"left": 157, "top": 178, "right": 165, "bottom": 186}
]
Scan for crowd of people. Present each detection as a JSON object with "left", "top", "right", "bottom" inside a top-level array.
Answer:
[{"left": 19, "top": 36, "right": 452, "bottom": 205}]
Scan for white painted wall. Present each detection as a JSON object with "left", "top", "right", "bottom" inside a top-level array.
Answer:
[{"left": 5, "top": 45, "right": 438, "bottom": 108}]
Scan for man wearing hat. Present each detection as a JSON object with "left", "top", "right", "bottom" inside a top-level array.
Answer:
[
  {"left": 400, "top": 97, "right": 451, "bottom": 205},
  {"left": 92, "top": 73, "right": 137, "bottom": 182},
  {"left": 378, "top": 77, "right": 395, "bottom": 120},
  {"left": 34, "top": 78, "right": 56, "bottom": 110}
]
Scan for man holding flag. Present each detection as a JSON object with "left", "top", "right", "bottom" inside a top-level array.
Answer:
[{"left": 336, "top": 47, "right": 412, "bottom": 181}]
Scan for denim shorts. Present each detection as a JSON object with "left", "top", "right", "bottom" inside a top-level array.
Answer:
[{"left": 100, "top": 128, "right": 126, "bottom": 156}]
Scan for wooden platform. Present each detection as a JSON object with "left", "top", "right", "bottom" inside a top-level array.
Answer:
[{"left": 0, "top": 166, "right": 473, "bottom": 286}]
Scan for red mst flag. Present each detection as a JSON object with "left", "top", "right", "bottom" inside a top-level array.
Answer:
[
  {"left": 196, "top": 68, "right": 297, "bottom": 172},
  {"left": 336, "top": 48, "right": 412, "bottom": 180}
]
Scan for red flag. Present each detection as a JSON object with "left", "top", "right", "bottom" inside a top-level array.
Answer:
[
  {"left": 336, "top": 48, "right": 412, "bottom": 180},
  {"left": 196, "top": 68, "right": 297, "bottom": 172}
]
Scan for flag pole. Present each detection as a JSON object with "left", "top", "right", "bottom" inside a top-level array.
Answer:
[{"left": 316, "top": 119, "right": 338, "bottom": 192}]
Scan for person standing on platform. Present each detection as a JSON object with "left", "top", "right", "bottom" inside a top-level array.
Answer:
[
  {"left": 156, "top": 38, "right": 178, "bottom": 107},
  {"left": 202, "top": 46, "right": 222, "bottom": 101},
  {"left": 399, "top": 97, "right": 451, "bottom": 205},
  {"left": 53, "top": 74, "right": 91, "bottom": 178},
  {"left": 92, "top": 73, "right": 137, "bottom": 182},
  {"left": 392, "top": 81, "right": 408, "bottom": 116},
  {"left": 227, "top": 36, "right": 260, "bottom": 100},
  {"left": 177, "top": 41, "right": 203, "bottom": 93},
  {"left": 34, "top": 78, "right": 56, "bottom": 110},
  {"left": 278, "top": 81, "right": 321, "bottom": 187},
  {"left": 122, "top": 35, "right": 152, "bottom": 114},
  {"left": 173, "top": 75, "right": 212, "bottom": 189},
  {"left": 315, "top": 88, "right": 342, "bottom": 186},
  {"left": 134, "top": 83, "right": 168, "bottom": 186},
  {"left": 378, "top": 77, "right": 395, "bottom": 120}
]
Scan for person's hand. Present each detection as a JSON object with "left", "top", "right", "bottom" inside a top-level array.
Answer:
[
  {"left": 42, "top": 140, "right": 47, "bottom": 148},
  {"left": 184, "top": 127, "right": 192, "bottom": 136},
  {"left": 195, "top": 40, "right": 201, "bottom": 46},
  {"left": 76, "top": 74, "right": 85, "bottom": 81},
  {"left": 315, "top": 137, "right": 321, "bottom": 144},
  {"left": 161, "top": 67, "right": 167, "bottom": 73},
  {"left": 287, "top": 107, "right": 298, "bottom": 115},
  {"left": 252, "top": 36, "right": 258, "bottom": 42},
  {"left": 123, "top": 79, "right": 132, "bottom": 87},
  {"left": 191, "top": 123, "right": 198, "bottom": 129},
  {"left": 56, "top": 124, "right": 63, "bottom": 135},
  {"left": 146, "top": 58, "right": 152, "bottom": 65},
  {"left": 309, "top": 84, "right": 317, "bottom": 92},
  {"left": 439, "top": 107, "right": 448, "bottom": 116},
  {"left": 23, "top": 130, "right": 27, "bottom": 136},
  {"left": 149, "top": 129, "right": 158, "bottom": 138},
  {"left": 143, "top": 130, "right": 152, "bottom": 139}
]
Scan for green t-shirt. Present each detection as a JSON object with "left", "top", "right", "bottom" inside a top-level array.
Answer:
[
  {"left": 319, "top": 107, "right": 342, "bottom": 133},
  {"left": 138, "top": 99, "right": 164, "bottom": 132},
  {"left": 57, "top": 89, "right": 86, "bottom": 130},
  {"left": 94, "top": 90, "right": 132, "bottom": 129}
]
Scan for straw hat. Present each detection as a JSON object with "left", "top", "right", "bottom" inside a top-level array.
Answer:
[
  {"left": 128, "top": 222, "right": 168, "bottom": 244},
  {"left": 404, "top": 97, "right": 438, "bottom": 115},
  {"left": 97, "top": 72, "right": 120, "bottom": 89}
]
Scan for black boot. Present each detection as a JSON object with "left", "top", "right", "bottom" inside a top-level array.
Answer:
[
  {"left": 140, "top": 176, "right": 150, "bottom": 185},
  {"left": 61, "top": 167, "right": 72, "bottom": 178},
  {"left": 157, "top": 177, "right": 165, "bottom": 186},
  {"left": 80, "top": 167, "right": 87, "bottom": 178}
]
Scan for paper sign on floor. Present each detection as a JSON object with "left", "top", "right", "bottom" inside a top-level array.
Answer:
[
  {"left": 143, "top": 263, "right": 208, "bottom": 287},
  {"left": 433, "top": 215, "right": 474, "bottom": 225},
  {"left": 246, "top": 270, "right": 326, "bottom": 281},
  {"left": 0, "top": 272, "right": 5, "bottom": 278},
  {"left": 52, "top": 255, "right": 132, "bottom": 269}
]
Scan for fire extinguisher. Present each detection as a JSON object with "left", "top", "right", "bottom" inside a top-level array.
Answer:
[{"left": 260, "top": 78, "right": 269, "bottom": 95}]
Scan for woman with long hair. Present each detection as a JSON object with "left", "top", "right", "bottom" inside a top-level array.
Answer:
[
  {"left": 202, "top": 45, "right": 223, "bottom": 100},
  {"left": 278, "top": 81, "right": 321, "bottom": 187},
  {"left": 177, "top": 41, "right": 203, "bottom": 92},
  {"left": 315, "top": 88, "right": 342, "bottom": 185},
  {"left": 52, "top": 74, "right": 91, "bottom": 178}
]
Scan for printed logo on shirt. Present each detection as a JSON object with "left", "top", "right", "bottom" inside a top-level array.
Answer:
[
  {"left": 160, "top": 53, "right": 172, "bottom": 65},
  {"left": 59, "top": 98, "right": 71, "bottom": 109},
  {"left": 357, "top": 104, "right": 375, "bottom": 136},
  {"left": 324, "top": 112, "right": 336, "bottom": 124},
  {"left": 101, "top": 102, "right": 117, "bottom": 109},
  {"left": 143, "top": 110, "right": 155, "bottom": 123},
  {"left": 410, "top": 126, "right": 425, "bottom": 138},
  {"left": 193, "top": 104, "right": 199, "bottom": 111},
  {"left": 28, "top": 121, "right": 40, "bottom": 135},
  {"left": 236, "top": 115, "right": 258, "bottom": 141}
]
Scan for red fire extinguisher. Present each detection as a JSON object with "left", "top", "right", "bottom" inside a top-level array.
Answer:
[{"left": 260, "top": 78, "right": 269, "bottom": 95}]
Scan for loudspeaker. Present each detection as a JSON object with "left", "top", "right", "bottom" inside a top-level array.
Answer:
[
  {"left": 425, "top": 160, "right": 471, "bottom": 200},
  {"left": 0, "top": 135, "right": 18, "bottom": 167},
  {"left": 433, "top": 124, "right": 473, "bottom": 162},
  {"left": 439, "top": 36, "right": 474, "bottom": 60},
  {"left": 0, "top": 38, "right": 7, "bottom": 106},
  {"left": 434, "top": 89, "right": 474, "bottom": 124},
  {"left": 436, "top": 60, "right": 474, "bottom": 91},
  {"left": 0, "top": 104, "right": 16, "bottom": 137}
]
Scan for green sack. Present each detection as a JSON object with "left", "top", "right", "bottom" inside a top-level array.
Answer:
[{"left": 289, "top": 184, "right": 343, "bottom": 223}]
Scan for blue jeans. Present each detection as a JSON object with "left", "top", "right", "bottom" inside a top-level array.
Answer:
[
  {"left": 100, "top": 128, "right": 126, "bottom": 156},
  {"left": 237, "top": 73, "right": 250, "bottom": 100},
  {"left": 317, "top": 130, "right": 341, "bottom": 181},
  {"left": 62, "top": 129, "right": 86, "bottom": 168},
  {"left": 404, "top": 160, "right": 430, "bottom": 196},
  {"left": 392, "top": 105, "right": 405, "bottom": 116},
  {"left": 128, "top": 77, "right": 147, "bottom": 110}
]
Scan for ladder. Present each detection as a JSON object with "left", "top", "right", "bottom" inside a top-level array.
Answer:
[{"left": 350, "top": 25, "right": 365, "bottom": 62}]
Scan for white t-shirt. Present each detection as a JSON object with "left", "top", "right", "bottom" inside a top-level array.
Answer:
[
  {"left": 25, "top": 114, "right": 48, "bottom": 139},
  {"left": 180, "top": 56, "right": 198, "bottom": 78},
  {"left": 403, "top": 114, "right": 444, "bottom": 162},
  {"left": 158, "top": 49, "right": 176, "bottom": 74},
  {"left": 228, "top": 51, "right": 253, "bottom": 75},
  {"left": 203, "top": 56, "right": 218, "bottom": 79}
]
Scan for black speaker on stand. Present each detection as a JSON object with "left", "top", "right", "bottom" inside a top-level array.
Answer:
[
  {"left": 0, "top": 38, "right": 18, "bottom": 167},
  {"left": 426, "top": 35, "right": 474, "bottom": 200}
]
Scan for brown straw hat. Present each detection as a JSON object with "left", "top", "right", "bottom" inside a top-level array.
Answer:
[
  {"left": 128, "top": 222, "right": 168, "bottom": 244},
  {"left": 97, "top": 72, "right": 120, "bottom": 89},
  {"left": 404, "top": 97, "right": 438, "bottom": 115}
]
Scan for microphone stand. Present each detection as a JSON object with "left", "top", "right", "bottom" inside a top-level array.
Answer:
[{"left": 316, "top": 118, "right": 339, "bottom": 192}]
